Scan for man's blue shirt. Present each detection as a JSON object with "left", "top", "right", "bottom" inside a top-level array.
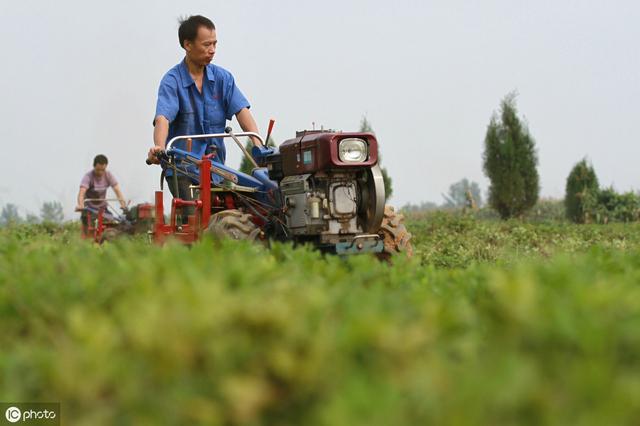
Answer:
[{"left": 154, "top": 59, "right": 250, "bottom": 165}]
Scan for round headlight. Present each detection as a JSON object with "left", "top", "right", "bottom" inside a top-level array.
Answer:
[{"left": 338, "top": 138, "right": 368, "bottom": 163}]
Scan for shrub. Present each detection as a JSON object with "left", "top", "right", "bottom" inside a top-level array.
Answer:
[
  {"left": 594, "top": 188, "right": 640, "bottom": 223},
  {"left": 565, "top": 159, "right": 599, "bottom": 223}
]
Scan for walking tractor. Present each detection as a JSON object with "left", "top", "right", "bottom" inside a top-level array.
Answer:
[
  {"left": 77, "top": 199, "right": 154, "bottom": 243},
  {"left": 148, "top": 122, "right": 412, "bottom": 257}
]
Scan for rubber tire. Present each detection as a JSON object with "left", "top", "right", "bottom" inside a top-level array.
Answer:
[
  {"left": 206, "top": 209, "right": 261, "bottom": 241},
  {"left": 377, "top": 205, "right": 413, "bottom": 260}
]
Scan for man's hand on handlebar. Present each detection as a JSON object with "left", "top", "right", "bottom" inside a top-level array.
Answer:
[{"left": 147, "top": 146, "right": 165, "bottom": 165}]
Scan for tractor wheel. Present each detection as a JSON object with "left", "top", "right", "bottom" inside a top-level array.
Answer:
[
  {"left": 207, "top": 209, "right": 262, "bottom": 241},
  {"left": 377, "top": 205, "right": 413, "bottom": 260},
  {"left": 100, "top": 228, "right": 121, "bottom": 243}
]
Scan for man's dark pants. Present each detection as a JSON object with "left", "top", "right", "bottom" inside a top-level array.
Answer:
[{"left": 166, "top": 175, "right": 196, "bottom": 222}]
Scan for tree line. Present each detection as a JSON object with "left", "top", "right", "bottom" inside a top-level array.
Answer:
[
  {"left": 0, "top": 201, "right": 64, "bottom": 226},
  {"left": 483, "top": 92, "right": 639, "bottom": 223},
  {"left": 4, "top": 100, "right": 636, "bottom": 226},
  {"left": 402, "top": 91, "right": 638, "bottom": 223}
]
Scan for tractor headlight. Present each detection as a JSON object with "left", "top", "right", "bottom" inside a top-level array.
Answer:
[{"left": 338, "top": 138, "right": 368, "bottom": 163}]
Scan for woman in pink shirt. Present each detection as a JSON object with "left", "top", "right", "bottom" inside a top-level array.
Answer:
[{"left": 76, "top": 155, "right": 126, "bottom": 219}]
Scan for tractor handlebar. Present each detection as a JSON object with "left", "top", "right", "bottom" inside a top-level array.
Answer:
[
  {"left": 146, "top": 150, "right": 170, "bottom": 165},
  {"left": 165, "top": 131, "right": 265, "bottom": 151},
  {"left": 145, "top": 130, "right": 266, "bottom": 166}
]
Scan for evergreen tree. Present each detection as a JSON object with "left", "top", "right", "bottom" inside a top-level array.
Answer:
[
  {"left": 564, "top": 159, "right": 599, "bottom": 223},
  {"left": 0, "top": 203, "right": 22, "bottom": 226},
  {"left": 40, "top": 201, "right": 64, "bottom": 224},
  {"left": 359, "top": 117, "right": 393, "bottom": 200},
  {"left": 482, "top": 93, "right": 539, "bottom": 219}
]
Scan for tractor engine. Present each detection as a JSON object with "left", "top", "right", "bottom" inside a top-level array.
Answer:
[{"left": 265, "top": 130, "right": 386, "bottom": 248}]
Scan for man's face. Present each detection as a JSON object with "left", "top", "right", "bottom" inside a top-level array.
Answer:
[
  {"left": 185, "top": 26, "right": 217, "bottom": 67},
  {"left": 93, "top": 163, "right": 107, "bottom": 178}
]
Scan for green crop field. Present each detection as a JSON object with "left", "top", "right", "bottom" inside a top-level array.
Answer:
[{"left": 2, "top": 215, "right": 640, "bottom": 425}]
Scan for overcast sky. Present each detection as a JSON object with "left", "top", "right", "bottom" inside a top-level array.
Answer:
[{"left": 1, "top": 0, "right": 639, "bottom": 217}]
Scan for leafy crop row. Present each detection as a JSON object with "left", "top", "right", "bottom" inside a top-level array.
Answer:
[
  {"left": 408, "top": 211, "right": 640, "bottom": 268},
  {"left": 2, "top": 222, "right": 640, "bottom": 425}
]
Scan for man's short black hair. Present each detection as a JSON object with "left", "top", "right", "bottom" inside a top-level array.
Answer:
[
  {"left": 93, "top": 154, "right": 108, "bottom": 166},
  {"left": 178, "top": 15, "right": 215, "bottom": 49}
]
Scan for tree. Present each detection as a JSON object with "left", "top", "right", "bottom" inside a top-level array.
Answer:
[
  {"left": 565, "top": 159, "right": 599, "bottom": 223},
  {"left": 401, "top": 201, "right": 439, "bottom": 213},
  {"left": 239, "top": 137, "right": 276, "bottom": 175},
  {"left": 442, "top": 178, "right": 482, "bottom": 209},
  {"left": 40, "top": 201, "right": 64, "bottom": 224},
  {"left": 0, "top": 203, "right": 22, "bottom": 226},
  {"left": 26, "top": 213, "right": 40, "bottom": 224},
  {"left": 482, "top": 93, "right": 539, "bottom": 219},
  {"left": 360, "top": 117, "right": 393, "bottom": 200}
]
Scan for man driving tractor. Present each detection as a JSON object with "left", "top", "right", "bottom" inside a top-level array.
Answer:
[
  {"left": 147, "top": 15, "right": 262, "bottom": 205},
  {"left": 143, "top": 15, "right": 413, "bottom": 258}
]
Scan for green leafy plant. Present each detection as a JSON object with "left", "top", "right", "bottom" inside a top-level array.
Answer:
[{"left": 3, "top": 220, "right": 640, "bottom": 424}]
